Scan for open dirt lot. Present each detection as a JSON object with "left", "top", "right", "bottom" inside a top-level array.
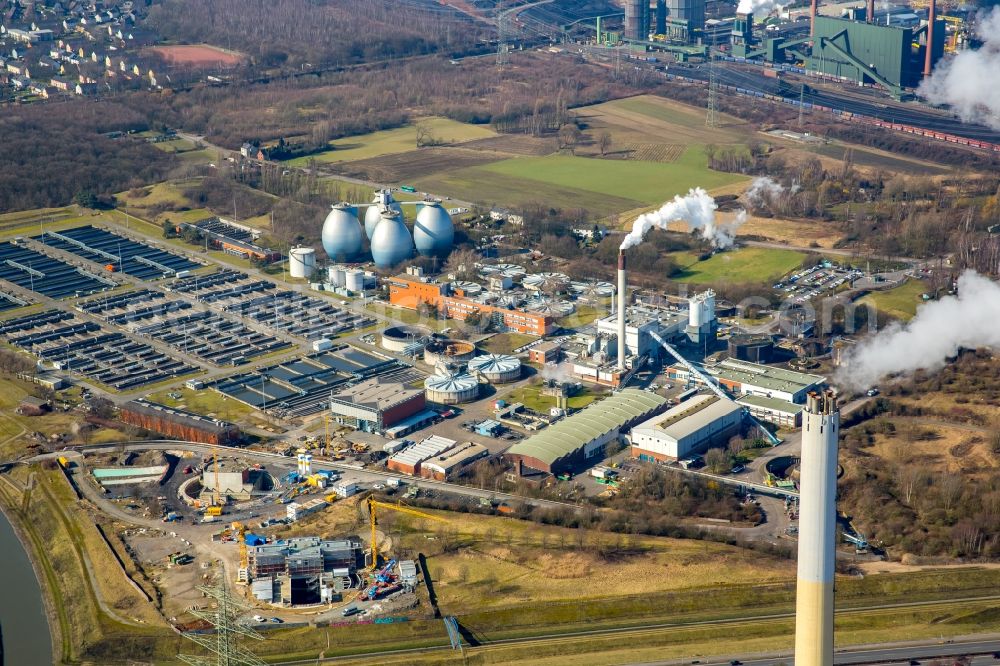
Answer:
[{"left": 148, "top": 44, "right": 245, "bottom": 67}]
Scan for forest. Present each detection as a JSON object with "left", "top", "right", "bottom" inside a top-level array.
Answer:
[
  {"left": 0, "top": 102, "right": 175, "bottom": 212},
  {"left": 145, "top": 0, "right": 488, "bottom": 68}
]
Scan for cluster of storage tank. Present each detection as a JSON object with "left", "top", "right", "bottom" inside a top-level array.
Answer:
[{"left": 321, "top": 189, "right": 455, "bottom": 268}]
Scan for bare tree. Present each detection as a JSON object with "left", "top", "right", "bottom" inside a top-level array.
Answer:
[{"left": 598, "top": 131, "right": 612, "bottom": 156}]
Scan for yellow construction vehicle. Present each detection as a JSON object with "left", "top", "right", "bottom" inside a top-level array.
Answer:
[
  {"left": 365, "top": 497, "right": 447, "bottom": 569},
  {"left": 352, "top": 442, "right": 369, "bottom": 454}
]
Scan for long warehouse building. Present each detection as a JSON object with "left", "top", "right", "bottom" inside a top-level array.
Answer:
[
  {"left": 505, "top": 389, "right": 668, "bottom": 476},
  {"left": 630, "top": 393, "right": 743, "bottom": 462}
]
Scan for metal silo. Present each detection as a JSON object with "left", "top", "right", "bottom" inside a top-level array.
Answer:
[
  {"left": 289, "top": 246, "right": 316, "bottom": 279},
  {"left": 413, "top": 201, "right": 454, "bottom": 257},
  {"left": 321, "top": 202, "right": 363, "bottom": 261},
  {"left": 364, "top": 189, "right": 403, "bottom": 239},
  {"left": 369, "top": 209, "right": 413, "bottom": 269}
]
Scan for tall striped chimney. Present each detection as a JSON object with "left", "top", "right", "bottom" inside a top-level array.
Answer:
[
  {"left": 617, "top": 252, "right": 627, "bottom": 371},
  {"left": 794, "top": 389, "right": 839, "bottom": 666}
]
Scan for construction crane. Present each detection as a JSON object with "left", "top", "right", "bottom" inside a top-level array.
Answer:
[
  {"left": 365, "top": 497, "right": 447, "bottom": 570},
  {"left": 205, "top": 444, "right": 224, "bottom": 517},
  {"left": 233, "top": 521, "right": 248, "bottom": 583}
]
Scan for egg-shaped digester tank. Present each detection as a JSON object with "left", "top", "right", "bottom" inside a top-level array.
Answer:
[
  {"left": 364, "top": 189, "right": 404, "bottom": 239},
  {"left": 413, "top": 201, "right": 454, "bottom": 257},
  {"left": 321, "top": 202, "right": 363, "bottom": 261},
  {"left": 370, "top": 209, "right": 413, "bottom": 269}
]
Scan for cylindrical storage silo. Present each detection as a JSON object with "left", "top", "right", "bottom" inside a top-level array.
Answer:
[
  {"left": 345, "top": 269, "right": 365, "bottom": 293},
  {"left": 289, "top": 246, "right": 316, "bottom": 279},
  {"left": 327, "top": 266, "right": 346, "bottom": 287},
  {"left": 424, "top": 372, "right": 480, "bottom": 404},
  {"left": 369, "top": 210, "right": 413, "bottom": 269},
  {"left": 381, "top": 324, "right": 432, "bottom": 354},
  {"left": 365, "top": 190, "right": 404, "bottom": 239},
  {"left": 321, "top": 203, "right": 363, "bottom": 261},
  {"left": 413, "top": 201, "right": 454, "bottom": 258},
  {"left": 423, "top": 339, "right": 476, "bottom": 366},
  {"left": 468, "top": 353, "right": 521, "bottom": 384}
]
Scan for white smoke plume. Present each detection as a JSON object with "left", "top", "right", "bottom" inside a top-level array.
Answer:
[
  {"left": 918, "top": 8, "right": 1000, "bottom": 130},
  {"left": 736, "top": 0, "right": 785, "bottom": 17},
  {"left": 620, "top": 187, "right": 747, "bottom": 251},
  {"left": 745, "top": 176, "right": 799, "bottom": 208},
  {"left": 835, "top": 270, "right": 1000, "bottom": 391}
]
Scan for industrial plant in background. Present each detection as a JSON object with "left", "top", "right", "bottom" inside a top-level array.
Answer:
[{"left": 320, "top": 189, "right": 455, "bottom": 268}]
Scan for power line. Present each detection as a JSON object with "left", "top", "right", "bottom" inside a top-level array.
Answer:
[
  {"left": 706, "top": 54, "right": 719, "bottom": 128},
  {"left": 179, "top": 581, "right": 267, "bottom": 666},
  {"left": 496, "top": 0, "right": 509, "bottom": 71}
]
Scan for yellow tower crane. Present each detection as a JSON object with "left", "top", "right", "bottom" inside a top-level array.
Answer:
[
  {"left": 205, "top": 444, "right": 224, "bottom": 516},
  {"left": 365, "top": 496, "right": 447, "bottom": 570},
  {"left": 232, "top": 521, "right": 249, "bottom": 582}
]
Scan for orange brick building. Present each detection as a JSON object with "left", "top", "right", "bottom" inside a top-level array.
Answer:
[{"left": 387, "top": 271, "right": 553, "bottom": 336}]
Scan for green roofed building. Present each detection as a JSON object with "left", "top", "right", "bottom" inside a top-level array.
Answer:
[{"left": 505, "top": 388, "right": 668, "bottom": 476}]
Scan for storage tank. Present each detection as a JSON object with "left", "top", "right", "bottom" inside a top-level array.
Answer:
[
  {"left": 364, "top": 189, "right": 403, "bottom": 239},
  {"left": 327, "top": 266, "right": 346, "bottom": 287},
  {"left": 468, "top": 353, "right": 521, "bottom": 384},
  {"left": 289, "top": 246, "right": 316, "bottom": 279},
  {"left": 424, "top": 372, "right": 479, "bottom": 404},
  {"left": 381, "top": 324, "right": 432, "bottom": 353},
  {"left": 423, "top": 339, "right": 476, "bottom": 366},
  {"left": 413, "top": 201, "right": 454, "bottom": 257},
  {"left": 345, "top": 269, "right": 365, "bottom": 293},
  {"left": 369, "top": 210, "right": 413, "bottom": 269},
  {"left": 321, "top": 203, "right": 363, "bottom": 261},
  {"left": 451, "top": 280, "right": 482, "bottom": 296}
]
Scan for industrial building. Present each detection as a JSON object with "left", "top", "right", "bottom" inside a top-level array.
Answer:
[
  {"left": 328, "top": 377, "right": 427, "bottom": 433},
  {"left": 505, "top": 389, "right": 668, "bottom": 476},
  {"left": 630, "top": 394, "right": 743, "bottom": 462},
  {"left": 287, "top": 498, "right": 327, "bottom": 522},
  {"left": 419, "top": 441, "right": 489, "bottom": 480},
  {"left": 595, "top": 306, "right": 687, "bottom": 362},
  {"left": 528, "top": 340, "right": 562, "bottom": 364},
  {"left": 118, "top": 399, "right": 241, "bottom": 445},
  {"left": 199, "top": 465, "right": 270, "bottom": 502},
  {"left": 246, "top": 537, "right": 363, "bottom": 605},
  {"left": 386, "top": 434, "right": 468, "bottom": 476},
  {"left": 424, "top": 371, "right": 480, "bottom": 405},
  {"left": 387, "top": 268, "right": 554, "bottom": 336},
  {"left": 669, "top": 359, "right": 824, "bottom": 404},
  {"left": 737, "top": 394, "right": 804, "bottom": 428},
  {"left": 728, "top": 333, "right": 774, "bottom": 364}
]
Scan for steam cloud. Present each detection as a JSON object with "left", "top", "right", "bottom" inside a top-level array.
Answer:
[
  {"left": 745, "top": 176, "right": 799, "bottom": 207},
  {"left": 835, "top": 270, "right": 1000, "bottom": 390},
  {"left": 736, "top": 0, "right": 785, "bottom": 17},
  {"left": 918, "top": 8, "right": 1000, "bottom": 130},
  {"left": 620, "top": 187, "right": 747, "bottom": 251}
]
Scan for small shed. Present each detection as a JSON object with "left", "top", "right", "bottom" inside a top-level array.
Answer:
[{"left": 17, "top": 396, "right": 50, "bottom": 416}]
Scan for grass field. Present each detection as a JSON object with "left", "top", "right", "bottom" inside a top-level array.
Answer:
[
  {"left": 501, "top": 384, "right": 604, "bottom": 411},
  {"left": 477, "top": 149, "right": 746, "bottom": 205},
  {"left": 670, "top": 247, "right": 806, "bottom": 284},
  {"left": 144, "top": 386, "right": 255, "bottom": 422},
  {"left": 859, "top": 279, "right": 929, "bottom": 320},
  {"left": 480, "top": 332, "right": 537, "bottom": 354},
  {"left": 286, "top": 117, "right": 497, "bottom": 166}
]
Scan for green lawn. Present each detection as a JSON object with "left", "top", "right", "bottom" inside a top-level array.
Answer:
[
  {"left": 481, "top": 332, "right": 537, "bottom": 354},
  {"left": 614, "top": 96, "right": 706, "bottom": 129},
  {"left": 859, "top": 279, "right": 929, "bottom": 320},
  {"left": 476, "top": 149, "right": 746, "bottom": 205},
  {"left": 670, "top": 247, "right": 806, "bottom": 284},
  {"left": 502, "top": 385, "right": 603, "bottom": 412},
  {"left": 286, "top": 117, "right": 497, "bottom": 166},
  {"left": 145, "top": 386, "right": 256, "bottom": 422}
]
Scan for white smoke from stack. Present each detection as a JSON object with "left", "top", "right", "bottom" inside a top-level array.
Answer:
[
  {"left": 620, "top": 187, "right": 747, "bottom": 251},
  {"left": 745, "top": 176, "right": 799, "bottom": 209},
  {"left": 835, "top": 270, "right": 1000, "bottom": 390},
  {"left": 918, "top": 7, "right": 1000, "bottom": 130},
  {"left": 737, "top": 0, "right": 786, "bottom": 17}
]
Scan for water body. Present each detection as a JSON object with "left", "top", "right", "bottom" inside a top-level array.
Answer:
[{"left": 0, "top": 508, "right": 53, "bottom": 665}]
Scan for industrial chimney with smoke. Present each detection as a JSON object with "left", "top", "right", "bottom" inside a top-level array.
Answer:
[
  {"left": 795, "top": 389, "right": 839, "bottom": 666},
  {"left": 617, "top": 251, "right": 627, "bottom": 371}
]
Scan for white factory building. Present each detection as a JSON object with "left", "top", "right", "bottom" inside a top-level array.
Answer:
[
  {"left": 669, "top": 359, "right": 825, "bottom": 406},
  {"left": 629, "top": 394, "right": 743, "bottom": 461},
  {"left": 595, "top": 306, "right": 686, "bottom": 361}
]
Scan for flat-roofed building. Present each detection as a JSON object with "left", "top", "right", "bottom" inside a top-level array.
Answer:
[
  {"left": 328, "top": 377, "right": 426, "bottom": 433},
  {"left": 387, "top": 434, "right": 457, "bottom": 476},
  {"left": 630, "top": 394, "right": 743, "bottom": 462},
  {"left": 737, "top": 394, "right": 804, "bottom": 428},
  {"left": 420, "top": 441, "right": 489, "bottom": 480},
  {"left": 669, "top": 359, "right": 824, "bottom": 405}
]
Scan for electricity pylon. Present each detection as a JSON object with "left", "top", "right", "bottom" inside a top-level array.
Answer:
[{"left": 179, "top": 582, "right": 267, "bottom": 666}]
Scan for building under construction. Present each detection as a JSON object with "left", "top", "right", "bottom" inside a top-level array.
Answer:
[{"left": 247, "top": 537, "right": 364, "bottom": 605}]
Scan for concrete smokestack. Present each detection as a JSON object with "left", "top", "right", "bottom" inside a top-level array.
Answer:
[
  {"left": 810, "top": 0, "right": 818, "bottom": 36},
  {"left": 617, "top": 252, "right": 627, "bottom": 371},
  {"left": 794, "top": 389, "right": 839, "bottom": 666},
  {"left": 924, "top": 0, "right": 936, "bottom": 78},
  {"left": 866, "top": 0, "right": 874, "bottom": 22}
]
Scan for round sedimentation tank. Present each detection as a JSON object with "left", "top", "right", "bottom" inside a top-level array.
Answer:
[
  {"left": 370, "top": 210, "right": 413, "bottom": 269},
  {"left": 728, "top": 333, "right": 774, "bottom": 364},
  {"left": 413, "top": 201, "right": 454, "bottom": 257},
  {"left": 321, "top": 203, "right": 363, "bottom": 261},
  {"left": 381, "top": 324, "right": 432, "bottom": 353},
  {"left": 289, "top": 246, "right": 316, "bottom": 279},
  {"left": 424, "top": 372, "right": 480, "bottom": 404},
  {"left": 423, "top": 339, "right": 476, "bottom": 366},
  {"left": 468, "top": 353, "right": 521, "bottom": 384},
  {"left": 451, "top": 280, "right": 482, "bottom": 296},
  {"left": 365, "top": 190, "right": 404, "bottom": 239}
]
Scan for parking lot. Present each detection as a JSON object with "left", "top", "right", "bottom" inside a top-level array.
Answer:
[
  {"left": 35, "top": 226, "right": 201, "bottom": 279},
  {"left": 0, "top": 309, "right": 197, "bottom": 390},
  {"left": 0, "top": 240, "right": 115, "bottom": 297},
  {"left": 773, "top": 263, "right": 862, "bottom": 303}
]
